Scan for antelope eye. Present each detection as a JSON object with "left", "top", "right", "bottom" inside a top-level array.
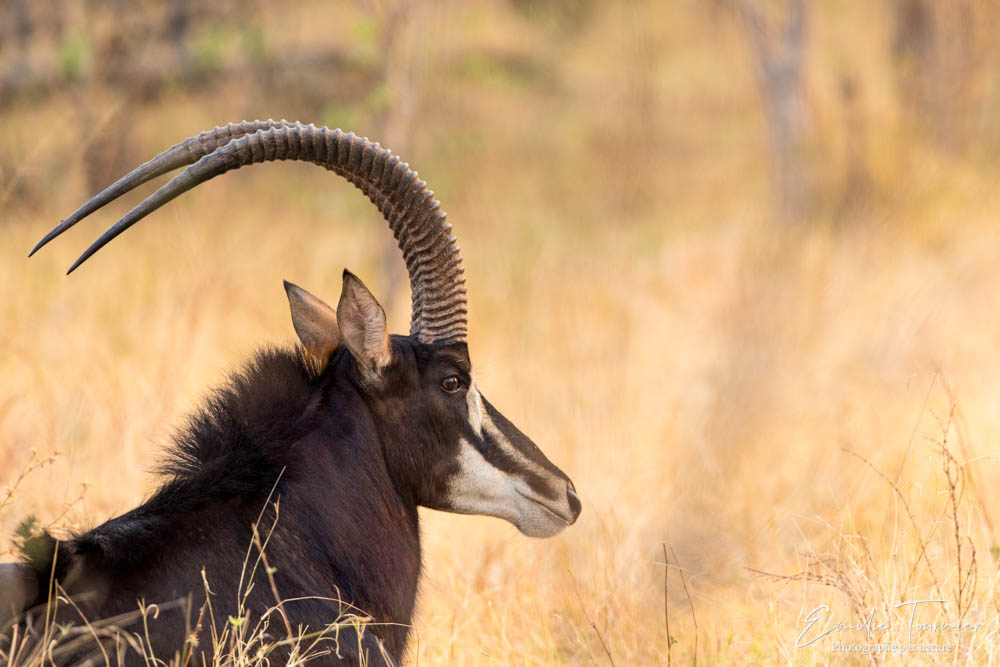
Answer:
[{"left": 441, "top": 376, "right": 462, "bottom": 393}]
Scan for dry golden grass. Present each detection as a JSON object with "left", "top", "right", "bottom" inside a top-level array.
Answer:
[{"left": 4, "top": 0, "right": 1000, "bottom": 664}]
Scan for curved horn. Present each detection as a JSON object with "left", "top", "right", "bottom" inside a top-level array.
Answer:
[
  {"left": 34, "top": 122, "right": 468, "bottom": 343},
  {"left": 29, "top": 120, "right": 297, "bottom": 257}
]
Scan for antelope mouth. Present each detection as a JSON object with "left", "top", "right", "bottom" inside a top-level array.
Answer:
[{"left": 515, "top": 488, "right": 574, "bottom": 525}]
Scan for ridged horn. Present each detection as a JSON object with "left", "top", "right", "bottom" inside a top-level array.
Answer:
[{"left": 32, "top": 121, "right": 468, "bottom": 344}]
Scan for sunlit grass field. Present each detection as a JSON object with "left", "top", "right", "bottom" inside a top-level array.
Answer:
[{"left": 4, "top": 1, "right": 1000, "bottom": 664}]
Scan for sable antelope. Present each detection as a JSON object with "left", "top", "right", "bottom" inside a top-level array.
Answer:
[{"left": 2, "top": 121, "right": 580, "bottom": 664}]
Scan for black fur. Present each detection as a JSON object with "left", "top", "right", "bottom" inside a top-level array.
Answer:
[
  {"left": 6, "top": 334, "right": 576, "bottom": 665},
  {"left": 16, "top": 344, "right": 429, "bottom": 665}
]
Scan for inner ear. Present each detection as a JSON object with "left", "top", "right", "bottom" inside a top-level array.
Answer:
[
  {"left": 336, "top": 269, "right": 392, "bottom": 375},
  {"left": 284, "top": 280, "right": 342, "bottom": 373}
]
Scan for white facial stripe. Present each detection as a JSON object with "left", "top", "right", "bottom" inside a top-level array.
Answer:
[
  {"left": 466, "top": 377, "right": 547, "bottom": 485},
  {"left": 466, "top": 374, "right": 485, "bottom": 438},
  {"left": 479, "top": 406, "right": 551, "bottom": 485}
]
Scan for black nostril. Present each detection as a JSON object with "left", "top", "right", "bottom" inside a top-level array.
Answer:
[{"left": 566, "top": 484, "right": 581, "bottom": 522}]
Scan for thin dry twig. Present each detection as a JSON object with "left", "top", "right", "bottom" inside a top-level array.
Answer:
[
  {"left": 569, "top": 570, "right": 616, "bottom": 667},
  {"left": 0, "top": 450, "right": 60, "bottom": 517},
  {"left": 932, "top": 407, "right": 978, "bottom": 625},
  {"left": 747, "top": 548, "right": 871, "bottom": 622},
  {"left": 841, "top": 447, "right": 943, "bottom": 602},
  {"left": 44, "top": 482, "right": 89, "bottom": 530},
  {"left": 662, "top": 543, "right": 673, "bottom": 667},
  {"left": 53, "top": 582, "right": 111, "bottom": 666},
  {"left": 252, "top": 507, "right": 296, "bottom": 642},
  {"left": 669, "top": 547, "right": 697, "bottom": 667}
]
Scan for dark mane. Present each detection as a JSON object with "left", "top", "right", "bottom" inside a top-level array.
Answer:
[
  {"left": 59, "top": 347, "right": 329, "bottom": 571},
  {"left": 160, "top": 345, "right": 323, "bottom": 496}
]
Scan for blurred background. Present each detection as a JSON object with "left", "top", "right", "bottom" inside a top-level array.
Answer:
[{"left": 3, "top": 0, "right": 1000, "bottom": 663}]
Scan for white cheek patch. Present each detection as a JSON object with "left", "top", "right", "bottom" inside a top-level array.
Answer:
[
  {"left": 447, "top": 438, "right": 518, "bottom": 521},
  {"left": 466, "top": 374, "right": 485, "bottom": 437},
  {"left": 446, "top": 437, "right": 571, "bottom": 538},
  {"left": 450, "top": 378, "right": 571, "bottom": 536}
]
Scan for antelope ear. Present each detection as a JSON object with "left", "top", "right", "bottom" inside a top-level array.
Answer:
[
  {"left": 337, "top": 269, "right": 392, "bottom": 376},
  {"left": 284, "top": 280, "right": 342, "bottom": 373}
]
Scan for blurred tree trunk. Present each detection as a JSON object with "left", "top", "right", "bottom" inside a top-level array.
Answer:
[
  {"left": 619, "top": 2, "right": 658, "bottom": 219},
  {"left": 891, "top": 0, "right": 985, "bottom": 154},
  {"left": 835, "top": 73, "right": 872, "bottom": 222},
  {"left": 165, "top": 0, "right": 192, "bottom": 69},
  {"left": 731, "top": 0, "right": 811, "bottom": 221},
  {"left": 365, "top": 0, "right": 426, "bottom": 311}
]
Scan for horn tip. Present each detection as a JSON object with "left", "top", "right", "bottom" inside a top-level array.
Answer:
[
  {"left": 28, "top": 224, "right": 64, "bottom": 257},
  {"left": 66, "top": 250, "right": 92, "bottom": 275}
]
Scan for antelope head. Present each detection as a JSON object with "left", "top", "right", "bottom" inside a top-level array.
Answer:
[{"left": 31, "top": 121, "right": 581, "bottom": 537}]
